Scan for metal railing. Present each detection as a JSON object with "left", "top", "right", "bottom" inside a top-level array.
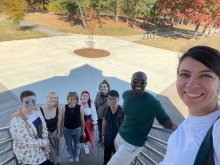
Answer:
[
  {"left": 0, "top": 126, "right": 17, "bottom": 165},
  {"left": 0, "top": 124, "right": 171, "bottom": 165},
  {"left": 131, "top": 125, "right": 173, "bottom": 165}
]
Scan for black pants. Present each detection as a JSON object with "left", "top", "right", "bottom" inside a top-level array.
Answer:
[
  {"left": 103, "top": 145, "right": 116, "bottom": 165},
  {"left": 97, "top": 119, "right": 103, "bottom": 142},
  {"left": 26, "top": 159, "right": 54, "bottom": 165}
]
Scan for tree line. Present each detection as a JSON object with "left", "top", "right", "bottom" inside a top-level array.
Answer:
[{"left": 1, "top": 0, "right": 220, "bottom": 38}]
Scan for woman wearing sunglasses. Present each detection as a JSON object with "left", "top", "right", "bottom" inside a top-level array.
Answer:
[
  {"left": 10, "top": 90, "right": 54, "bottom": 165},
  {"left": 160, "top": 46, "right": 220, "bottom": 165},
  {"left": 40, "top": 91, "right": 64, "bottom": 165}
]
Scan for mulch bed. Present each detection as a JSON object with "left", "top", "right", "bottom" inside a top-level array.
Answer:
[{"left": 74, "top": 48, "right": 110, "bottom": 58}]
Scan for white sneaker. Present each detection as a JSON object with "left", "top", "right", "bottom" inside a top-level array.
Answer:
[
  {"left": 84, "top": 144, "right": 90, "bottom": 155},
  {"left": 69, "top": 158, "right": 74, "bottom": 162},
  {"left": 75, "top": 157, "right": 79, "bottom": 162}
]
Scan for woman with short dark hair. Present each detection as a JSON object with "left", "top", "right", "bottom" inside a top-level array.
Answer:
[
  {"left": 160, "top": 46, "right": 220, "bottom": 165},
  {"left": 10, "top": 90, "right": 54, "bottom": 165},
  {"left": 63, "top": 91, "right": 85, "bottom": 162}
]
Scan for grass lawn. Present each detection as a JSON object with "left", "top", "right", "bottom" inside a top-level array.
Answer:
[
  {"left": 0, "top": 21, "right": 48, "bottom": 42},
  {"left": 24, "top": 12, "right": 143, "bottom": 36},
  {"left": 62, "top": 24, "right": 143, "bottom": 36},
  {"left": 24, "top": 12, "right": 220, "bottom": 51},
  {"left": 135, "top": 33, "right": 220, "bottom": 52},
  {"left": 1, "top": 12, "right": 220, "bottom": 52}
]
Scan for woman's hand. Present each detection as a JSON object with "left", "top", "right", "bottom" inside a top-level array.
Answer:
[
  {"left": 42, "top": 145, "right": 50, "bottom": 153},
  {"left": 102, "top": 135, "right": 105, "bottom": 144},
  {"left": 93, "top": 124, "right": 96, "bottom": 131},
  {"left": 82, "top": 131, "right": 86, "bottom": 139}
]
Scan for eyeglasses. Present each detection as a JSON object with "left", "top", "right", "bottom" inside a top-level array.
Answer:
[
  {"left": 132, "top": 79, "right": 146, "bottom": 85},
  {"left": 23, "top": 98, "right": 36, "bottom": 105}
]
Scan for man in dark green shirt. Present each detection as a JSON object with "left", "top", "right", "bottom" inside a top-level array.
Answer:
[{"left": 107, "top": 71, "right": 176, "bottom": 165}]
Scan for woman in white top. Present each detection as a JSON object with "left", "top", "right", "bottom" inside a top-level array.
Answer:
[
  {"left": 160, "top": 46, "right": 220, "bottom": 165},
  {"left": 80, "top": 90, "right": 98, "bottom": 155}
]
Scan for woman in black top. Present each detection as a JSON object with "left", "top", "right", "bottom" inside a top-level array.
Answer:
[
  {"left": 40, "top": 91, "right": 63, "bottom": 165},
  {"left": 63, "top": 92, "right": 85, "bottom": 162}
]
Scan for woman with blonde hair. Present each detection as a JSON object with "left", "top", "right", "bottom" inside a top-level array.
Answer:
[{"left": 40, "top": 91, "right": 64, "bottom": 165}]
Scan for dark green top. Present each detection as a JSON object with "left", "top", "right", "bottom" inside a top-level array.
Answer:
[{"left": 119, "top": 90, "right": 170, "bottom": 147}]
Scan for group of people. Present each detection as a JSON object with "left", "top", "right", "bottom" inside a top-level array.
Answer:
[{"left": 9, "top": 45, "right": 220, "bottom": 165}]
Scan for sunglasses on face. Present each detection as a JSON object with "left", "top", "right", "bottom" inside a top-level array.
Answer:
[
  {"left": 132, "top": 79, "right": 146, "bottom": 85},
  {"left": 23, "top": 98, "right": 36, "bottom": 105}
]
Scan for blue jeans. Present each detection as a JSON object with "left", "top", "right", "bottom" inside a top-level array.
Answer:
[{"left": 64, "top": 127, "right": 81, "bottom": 159}]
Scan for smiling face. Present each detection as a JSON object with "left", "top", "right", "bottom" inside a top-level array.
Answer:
[
  {"left": 46, "top": 93, "right": 58, "bottom": 107},
  {"left": 22, "top": 95, "right": 37, "bottom": 111},
  {"left": 107, "top": 95, "right": 119, "bottom": 111},
  {"left": 68, "top": 97, "right": 77, "bottom": 108},
  {"left": 100, "top": 83, "right": 109, "bottom": 95},
  {"left": 131, "top": 72, "right": 147, "bottom": 96},
  {"left": 176, "top": 57, "right": 220, "bottom": 116},
  {"left": 81, "top": 93, "right": 90, "bottom": 104}
]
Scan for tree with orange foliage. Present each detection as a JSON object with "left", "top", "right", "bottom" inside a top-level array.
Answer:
[{"left": 3, "top": 0, "right": 27, "bottom": 27}]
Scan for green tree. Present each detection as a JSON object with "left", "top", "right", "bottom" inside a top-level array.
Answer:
[{"left": 3, "top": 0, "right": 27, "bottom": 27}]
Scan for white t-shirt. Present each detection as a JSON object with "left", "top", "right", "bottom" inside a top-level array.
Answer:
[
  {"left": 80, "top": 102, "right": 98, "bottom": 124},
  {"left": 160, "top": 109, "right": 220, "bottom": 165},
  {"left": 27, "top": 110, "right": 43, "bottom": 138}
]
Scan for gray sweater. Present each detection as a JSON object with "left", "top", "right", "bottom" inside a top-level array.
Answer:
[{"left": 94, "top": 92, "right": 108, "bottom": 119}]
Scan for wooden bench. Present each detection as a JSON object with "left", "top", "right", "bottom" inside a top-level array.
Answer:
[{"left": 143, "top": 29, "right": 158, "bottom": 40}]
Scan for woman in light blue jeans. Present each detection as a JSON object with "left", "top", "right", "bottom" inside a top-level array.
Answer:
[
  {"left": 64, "top": 127, "right": 81, "bottom": 161},
  {"left": 63, "top": 92, "right": 85, "bottom": 162}
]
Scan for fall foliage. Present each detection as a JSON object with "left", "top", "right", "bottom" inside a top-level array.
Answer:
[{"left": 3, "top": 0, "right": 27, "bottom": 26}]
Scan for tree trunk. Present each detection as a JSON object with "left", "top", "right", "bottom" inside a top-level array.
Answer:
[
  {"left": 126, "top": 15, "right": 129, "bottom": 24},
  {"left": 192, "top": 23, "right": 200, "bottom": 39},
  {"left": 132, "top": 0, "right": 138, "bottom": 28},
  {"left": 170, "top": 17, "right": 174, "bottom": 27},
  {"left": 132, "top": 13, "right": 137, "bottom": 28},
  {"left": 180, "top": 18, "right": 184, "bottom": 25},
  {"left": 41, "top": 0, "right": 44, "bottom": 10},
  {"left": 97, "top": 0, "right": 101, "bottom": 23},
  {"left": 202, "top": 25, "right": 207, "bottom": 36},
  {"left": 208, "top": 23, "right": 214, "bottom": 34},
  {"left": 77, "top": 0, "right": 87, "bottom": 29},
  {"left": 151, "top": 4, "right": 157, "bottom": 23},
  {"left": 125, "top": 0, "right": 130, "bottom": 24},
  {"left": 114, "top": 0, "right": 118, "bottom": 23}
]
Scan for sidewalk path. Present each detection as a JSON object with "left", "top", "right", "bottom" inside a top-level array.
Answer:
[{"left": 20, "top": 22, "right": 73, "bottom": 36}]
